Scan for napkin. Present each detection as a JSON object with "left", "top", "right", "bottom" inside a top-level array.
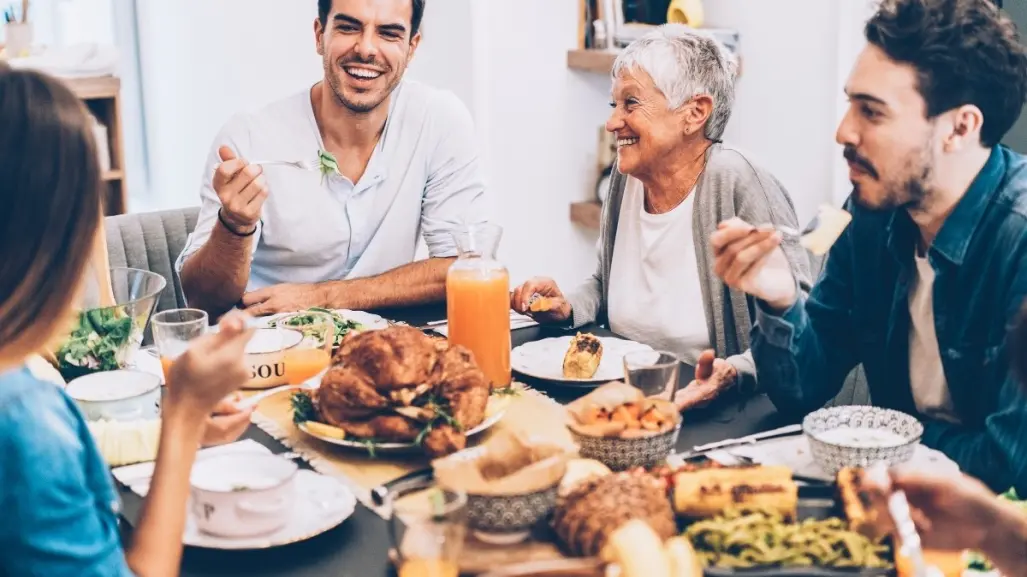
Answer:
[
  {"left": 431, "top": 311, "right": 538, "bottom": 336},
  {"left": 112, "top": 439, "right": 272, "bottom": 497}
]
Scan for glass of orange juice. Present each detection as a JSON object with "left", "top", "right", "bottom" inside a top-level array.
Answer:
[
  {"left": 274, "top": 311, "right": 335, "bottom": 384},
  {"left": 385, "top": 477, "right": 467, "bottom": 577},
  {"left": 446, "top": 222, "right": 512, "bottom": 388},
  {"left": 151, "top": 308, "right": 208, "bottom": 384}
]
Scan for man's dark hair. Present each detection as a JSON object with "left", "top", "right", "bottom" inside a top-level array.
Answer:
[
  {"left": 318, "top": 0, "right": 425, "bottom": 38},
  {"left": 865, "top": 0, "right": 1027, "bottom": 147}
]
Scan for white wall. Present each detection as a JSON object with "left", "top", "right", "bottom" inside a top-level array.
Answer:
[
  {"left": 135, "top": 0, "right": 322, "bottom": 211},
  {"left": 131, "top": 0, "right": 875, "bottom": 288}
]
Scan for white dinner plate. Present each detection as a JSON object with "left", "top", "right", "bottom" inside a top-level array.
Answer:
[
  {"left": 510, "top": 335, "right": 654, "bottom": 385},
  {"left": 258, "top": 309, "right": 389, "bottom": 332},
  {"left": 298, "top": 395, "right": 513, "bottom": 455},
  {"left": 183, "top": 469, "right": 356, "bottom": 550}
]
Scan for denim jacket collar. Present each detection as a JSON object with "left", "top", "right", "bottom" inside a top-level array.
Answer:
[{"left": 886, "top": 147, "right": 1005, "bottom": 267}]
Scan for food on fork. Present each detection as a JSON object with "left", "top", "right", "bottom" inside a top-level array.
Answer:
[
  {"left": 670, "top": 464, "right": 798, "bottom": 519},
  {"left": 799, "top": 204, "right": 852, "bottom": 256},
  {"left": 837, "top": 467, "right": 889, "bottom": 540},
  {"left": 528, "top": 293, "right": 553, "bottom": 312},
  {"left": 565, "top": 381, "right": 679, "bottom": 439},
  {"left": 562, "top": 332, "right": 603, "bottom": 379}
]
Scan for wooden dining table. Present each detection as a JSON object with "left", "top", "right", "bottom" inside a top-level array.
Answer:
[{"left": 115, "top": 304, "right": 792, "bottom": 577}]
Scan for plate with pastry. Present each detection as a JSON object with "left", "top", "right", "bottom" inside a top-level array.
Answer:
[{"left": 510, "top": 333, "right": 654, "bottom": 384}]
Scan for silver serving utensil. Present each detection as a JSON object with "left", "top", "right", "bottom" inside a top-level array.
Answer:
[{"left": 763, "top": 205, "right": 853, "bottom": 256}]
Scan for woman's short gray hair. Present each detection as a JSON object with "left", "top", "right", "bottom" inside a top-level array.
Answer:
[{"left": 612, "top": 24, "right": 739, "bottom": 141}]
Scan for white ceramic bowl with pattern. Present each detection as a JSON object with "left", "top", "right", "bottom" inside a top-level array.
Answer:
[{"left": 803, "top": 405, "right": 923, "bottom": 476}]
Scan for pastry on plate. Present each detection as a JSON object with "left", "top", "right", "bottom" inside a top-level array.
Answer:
[{"left": 563, "top": 333, "right": 603, "bottom": 379}]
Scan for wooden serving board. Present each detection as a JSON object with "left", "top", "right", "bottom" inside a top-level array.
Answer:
[{"left": 389, "top": 524, "right": 572, "bottom": 576}]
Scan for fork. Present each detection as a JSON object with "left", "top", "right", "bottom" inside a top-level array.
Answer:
[{"left": 212, "top": 159, "right": 319, "bottom": 174}]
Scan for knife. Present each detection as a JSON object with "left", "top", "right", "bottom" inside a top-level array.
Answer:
[{"left": 668, "top": 423, "right": 803, "bottom": 464}]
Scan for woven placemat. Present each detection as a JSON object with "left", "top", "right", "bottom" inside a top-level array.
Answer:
[{"left": 250, "top": 384, "right": 572, "bottom": 514}]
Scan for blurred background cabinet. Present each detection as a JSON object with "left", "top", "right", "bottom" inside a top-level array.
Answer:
[{"left": 66, "top": 75, "right": 127, "bottom": 215}]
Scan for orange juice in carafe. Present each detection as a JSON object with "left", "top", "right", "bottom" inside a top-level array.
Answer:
[{"left": 446, "top": 223, "right": 511, "bottom": 387}]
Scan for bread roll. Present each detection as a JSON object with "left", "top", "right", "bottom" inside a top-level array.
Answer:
[{"left": 563, "top": 333, "right": 603, "bottom": 379}]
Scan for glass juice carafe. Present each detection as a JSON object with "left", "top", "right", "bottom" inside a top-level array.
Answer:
[{"left": 446, "top": 222, "right": 512, "bottom": 387}]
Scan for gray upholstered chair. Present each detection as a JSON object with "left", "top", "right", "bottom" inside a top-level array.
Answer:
[{"left": 104, "top": 207, "right": 200, "bottom": 315}]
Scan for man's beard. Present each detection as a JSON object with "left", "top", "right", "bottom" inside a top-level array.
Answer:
[
  {"left": 847, "top": 145, "right": 932, "bottom": 212},
  {"left": 323, "top": 57, "right": 399, "bottom": 114}
]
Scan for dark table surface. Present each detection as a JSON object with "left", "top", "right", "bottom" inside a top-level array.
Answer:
[{"left": 117, "top": 304, "right": 789, "bottom": 576}]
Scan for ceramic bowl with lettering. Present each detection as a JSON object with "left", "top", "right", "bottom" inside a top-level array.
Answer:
[
  {"left": 66, "top": 369, "right": 162, "bottom": 422},
  {"left": 189, "top": 453, "right": 299, "bottom": 538},
  {"left": 244, "top": 328, "right": 303, "bottom": 389}
]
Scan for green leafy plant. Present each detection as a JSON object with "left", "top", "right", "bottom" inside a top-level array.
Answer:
[
  {"left": 317, "top": 149, "right": 341, "bottom": 184},
  {"left": 56, "top": 308, "right": 135, "bottom": 380},
  {"left": 491, "top": 386, "right": 520, "bottom": 397},
  {"left": 290, "top": 391, "right": 318, "bottom": 424}
]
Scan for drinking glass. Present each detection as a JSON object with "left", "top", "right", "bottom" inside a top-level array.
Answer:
[
  {"left": 152, "top": 308, "right": 208, "bottom": 384},
  {"left": 623, "top": 350, "right": 681, "bottom": 401},
  {"left": 274, "top": 311, "right": 335, "bottom": 384},
  {"left": 385, "top": 477, "right": 467, "bottom": 577}
]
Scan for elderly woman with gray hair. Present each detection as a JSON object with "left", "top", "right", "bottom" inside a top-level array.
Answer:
[{"left": 512, "top": 24, "right": 812, "bottom": 410}]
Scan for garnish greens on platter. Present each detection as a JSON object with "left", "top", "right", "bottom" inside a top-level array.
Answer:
[
  {"left": 317, "top": 149, "right": 341, "bottom": 184},
  {"left": 267, "top": 307, "right": 363, "bottom": 348},
  {"left": 288, "top": 325, "right": 506, "bottom": 458},
  {"left": 57, "top": 308, "right": 134, "bottom": 380}
]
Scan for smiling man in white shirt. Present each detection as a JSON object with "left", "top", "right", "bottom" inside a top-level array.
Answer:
[{"left": 177, "top": 0, "right": 487, "bottom": 318}]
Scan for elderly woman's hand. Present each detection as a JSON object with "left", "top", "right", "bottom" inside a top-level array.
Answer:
[
  {"left": 674, "top": 350, "right": 737, "bottom": 411},
  {"left": 511, "top": 277, "right": 572, "bottom": 324}
]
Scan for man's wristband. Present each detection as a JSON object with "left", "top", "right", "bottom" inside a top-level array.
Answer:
[{"left": 218, "top": 209, "right": 257, "bottom": 237}]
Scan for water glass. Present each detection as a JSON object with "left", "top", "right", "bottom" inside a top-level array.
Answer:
[
  {"left": 152, "top": 309, "right": 208, "bottom": 384},
  {"left": 385, "top": 477, "right": 467, "bottom": 577},
  {"left": 623, "top": 350, "right": 681, "bottom": 401}
]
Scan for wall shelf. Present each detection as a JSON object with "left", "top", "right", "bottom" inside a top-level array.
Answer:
[
  {"left": 567, "top": 49, "right": 618, "bottom": 74},
  {"left": 567, "top": 48, "right": 743, "bottom": 76},
  {"left": 570, "top": 200, "right": 602, "bottom": 230},
  {"left": 67, "top": 75, "right": 127, "bottom": 216}
]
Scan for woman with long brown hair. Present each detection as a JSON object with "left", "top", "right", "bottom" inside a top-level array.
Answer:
[{"left": 0, "top": 65, "right": 253, "bottom": 575}]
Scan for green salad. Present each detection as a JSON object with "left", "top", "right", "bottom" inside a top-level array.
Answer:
[
  {"left": 268, "top": 307, "right": 364, "bottom": 348},
  {"left": 966, "top": 487, "right": 1027, "bottom": 571},
  {"left": 56, "top": 308, "right": 135, "bottom": 380}
]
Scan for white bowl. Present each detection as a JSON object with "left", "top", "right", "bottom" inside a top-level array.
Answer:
[
  {"left": 189, "top": 454, "right": 299, "bottom": 538},
  {"left": 803, "top": 405, "right": 923, "bottom": 476},
  {"left": 66, "top": 369, "right": 161, "bottom": 422}
]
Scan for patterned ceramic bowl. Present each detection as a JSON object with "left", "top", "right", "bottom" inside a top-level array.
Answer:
[
  {"left": 465, "top": 485, "right": 560, "bottom": 545},
  {"left": 568, "top": 422, "right": 682, "bottom": 472},
  {"left": 803, "top": 405, "right": 923, "bottom": 476}
]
